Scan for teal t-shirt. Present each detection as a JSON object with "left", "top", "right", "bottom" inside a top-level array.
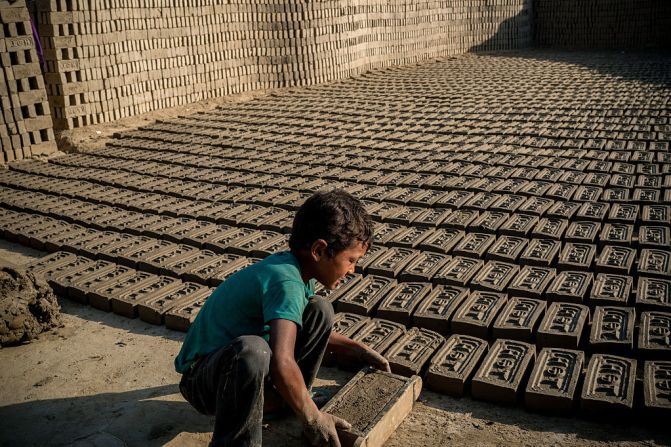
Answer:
[{"left": 174, "top": 251, "right": 315, "bottom": 374}]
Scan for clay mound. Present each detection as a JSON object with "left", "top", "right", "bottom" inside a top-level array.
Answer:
[{"left": 0, "top": 266, "right": 62, "bottom": 346}]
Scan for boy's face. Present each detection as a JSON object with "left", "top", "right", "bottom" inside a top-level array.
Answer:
[{"left": 314, "top": 240, "right": 368, "bottom": 290}]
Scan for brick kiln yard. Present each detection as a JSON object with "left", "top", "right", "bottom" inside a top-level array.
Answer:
[{"left": 1, "top": 50, "right": 671, "bottom": 446}]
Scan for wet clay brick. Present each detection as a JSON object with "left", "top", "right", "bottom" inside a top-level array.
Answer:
[
  {"left": 531, "top": 217, "right": 568, "bottom": 240},
  {"left": 589, "top": 306, "right": 636, "bottom": 353},
  {"left": 525, "top": 348, "right": 584, "bottom": 413},
  {"left": 332, "top": 312, "right": 370, "bottom": 338},
  {"left": 638, "top": 226, "right": 671, "bottom": 249},
  {"left": 451, "top": 291, "right": 508, "bottom": 339},
  {"left": 636, "top": 277, "right": 671, "bottom": 311},
  {"left": 208, "top": 256, "right": 255, "bottom": 286},
  {"left": 88, "top": 271, "right": 157, "bottom": 312},
  {"left": 26, "top": 251, "right": 78, "bottom": 278},
  {"left": 638, "top": 249, "right": 671, "bottom": 278},
  {"left": 537, "top": 302, "right": 589, "bottom": 349},
  {"left": 367, "top": 247, "right": 419, "bottom": 279},
  {"left": 643, "top": 361, "right": 671, "bottom": 414},
  {"left": 471, "top": 211, "right": 510, "bottom": 234},
  {"left": 434, "top": 256, "right": 483, "bottom": 287},
  {"left": 507, "top": 266, "right": 555, "bottom": 298},
  {"left": 67, "top": 264, "right": 136, "bottom": 304},
  {"left": 377, "top": 283, "right": 432, "bottom": 326},
  {"left": 337, "top": 276, "right": 397, "bottom": 316},
  {"left": 472, "top": 339, "right": 535, "bottom": 404},
  {"left": 111, "top": 275, "right": 182, "bottom": 318},
  {"left": 160, "top": 249, "right": 220, "bottom": 278},
  {"left": 576, "top": 202, "right": 609, "bottom": 222},
  {"left": 346, "top": 318, "right": 406, "bottom": 366},
  {"left": 411, "top": 285, "right": 469, "bottom": 335},
  {"left": 557, "top": 243, "right": 596, "bottom": 271},
  {"left": 599, "top": 223, "right": 633, "bottom": 247},
  {"left": 398, "top": 252, "right": 450, "bottom": 283},
  {"left": 452, "top": 233, "right": 495, "bottom": 258},
  {"left": 486, "top": 236, "right": 527, "bottom": 263},
  {"left": 642, "top": 205, "right": 671, "bottom": 226},
  {"left": 164, "top": 288, "right": 213, "bottom": 332},
  {"left": 251, "top": 234, "right": 289, "bottom": 258},
  {"left": 355, "top": 245, "right": 388, "bottom": 274},
  {"left": 416, "top": 228, "right": 464, "bottom": 254},
  {"left": 493, "top": 297, "right": 546, "bottom": 342},
  {"left": 386, "top": 327, "right": 444, "bottom": 376},
  {"left": 387, "top": 226, "right": 435, "bottom": 248},
  {"left": 442, "top": 209, "right": 479, "bottom": 230},
  {"left": 314, "top": 274, "right": 362, "bottom": 304},
  {"left": 608, "top": 203, "right": 639, "bottom": 225},
  {"left": 519, "top": 239, "right": 560, "bottom": 267},
  {"left": 499, "top": 213, "right": 538, "bottom": 237},
  {"left": 546, "top": 271, "right": 593, "bottom": 304},
  {"left": 138, "top": 244, "right": 199, "bottom": 275},
  {"left": 425, "top": 334, "right": 488, "bottom": 396},
  {"left": 637, "top": 312, "right": 671, "bottom": 359},
  {"left": 589, "top": 274, "right": 632, "bottom": 307},
  {"left": 138, "top": 282, "right": 210, "bottom": 325},
  {"left": 565, "top": 221, "right": 601, "bottom": 244},
  {"left": 470, "top": 261, "right": 519, "bottom": 293},
  {"left": 321, "top": 369, "right": 421, "bottom": 447},
  {"left": 595, "top": 245, "right": 636, "bottom": 275},
  {"left": 581, "top": 354, "right": 636, "bottom": 412},
  {"left": 50, "top": 259, "right": 116, "bottom": 297}
]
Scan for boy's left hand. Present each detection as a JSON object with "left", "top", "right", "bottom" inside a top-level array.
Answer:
[{"left": 357, "top": 346, "right": 391, "bottom": 372}]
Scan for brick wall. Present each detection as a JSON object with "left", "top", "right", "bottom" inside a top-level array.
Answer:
[
  {"left": 35, "top": 0, "right": 531, "bottom": 131},
  {"left": 534, "top": 0, "right": 671, "bottom": 49}
]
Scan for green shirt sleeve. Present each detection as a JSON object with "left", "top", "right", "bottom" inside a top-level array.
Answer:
[{"left": 263, "top": 279, "right": 307, "bottom": 327}]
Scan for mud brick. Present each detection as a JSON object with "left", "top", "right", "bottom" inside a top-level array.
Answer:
[
  {"left": 565, "top": 221, "right": 601, "bottom": 244},
  {"left": 160, "top": 249, "right": 218, "bottom": 278},
  {"left": 388, "top": 227, "right": 435, "bottom": 250},
  {"left": 573, "top": 185, "right": 603, "bottom": 202},
  {"left": 347, "top": 318, "right": 406, "bottom": 365},
  {"left": 599, "top": 223, "right": 634, "bottom": 248},
  {"left": 537, "top": 302, "right": 589, "bottom": 349},
  {"left": 576, "top": 202, "right": 610, "bottom": 222},
  {"left": 88, "top": 271, "right": 157, "bottom": 312},
  {"left": 470, "top": 211, "right": 509, "bottom": 234},
  {"left": 451, "top": 291, "right": 508, "bottom": 339},
  {"left": 441, "top": 209, "right": 479, "bottom": 230},
  {"left": 472, "top": 339, "right": 535, "bottom": 404},
  {"left": 412, "top": 285, "right": 469, "bottom": 335},
  {"left": 452, "top": 233, "right": 495, "bottom": 259},
  {"left": 99, "top": 235, "right": 152, "bottom": 263},
  {"left": 124, "top": 213, "right": 167, "bottom": 236},
  {"left": 643, "top": 361, "right": 671, "bottom": 414},
  {"left": 25, "top": 251, "right": 78, "bottom": 278},
  {"left": 138, "top": 281, "right": 210, "bottom": 325},
  {"left": 425, "top": 334, "right": 488, "bottom": 396},
  {"left": 412, "top": 208, "right": 452, "bottom": 227},
  {"left": 546, "top": 201, "right": 581, "bottom": 220},
  {"left": 638, "top": 312, "right": 671, "bottom": 358},
  {"left": 636, "top": 277, "right": 671, "bottom": 311},
  {"left": 324, "top": 312, "right": 370, "bottom": 366},
  {"left": 498, "top": 213, "right": 538, "bottom": 237},
  {"left": 508, "top": 266, "right": 556, "bottom": 298},
  {"left": 639, "top": 226, "right": 671, "bottom": 249},
  {"left": 519, "top": 239, "right": 560, "bottom": 267},
  {"left": 589, "top": 274, "right": 633, "bottom": 307},
  {"left": 416, "top": 228, "right": 464, "bottom": 255},
  {"left": 581, "top": 354, "right": 636, "bottom": 412},
  {"left": 595, "top": 245, "right": 636, "bottom": 275},
  {"left": 525, "top": 348, "right": 584, "bottom": 413},
  {"left": 603, "top": 188, "right": 630, "bottom": 202},
  {"left": 146, "top": 217, "right": 193, "bottom": 240},
  {"left": 367, "top": 247, "right": 418, "bottom": 279},
  {"left": 314, "top": 273, "right": 362, "bottom": 304},
  {"left": 557, "top": 243, "right": 596, "bottom": 271},
  {"left": 250, "top": 233, "right": 288, "bottom": 258},
  {"left": 203, "top": 226, "right": 256, "bottom": 253},
  {"left": 67, "top": 264, "right": 136, "bottom": 304},
  {"left": 202, "top": 254, "right": 251, "bottom": 286},
  {"left": 546, "top": 271, "right": 593, "bottom": 303},
  {"left": 399, "top": 252, "right": 450, "bottom": 283},
  {"left": 320, "top": 368, "right": 421, "bottom": 447},
  {"left": 386, "top": 327, "right": 444, "bottom": 376},
  {"left": 642, "top": 205, "right": 671, "bottom": 226},
  {"left": 111, "top": 275, "right": 183, "bottom": 318},
  {"left": 638, "top": 249, "right": 671, "bottom": 278},
  {"left": 118, "top": 239, "right": 176, "bottom": 270},
  {"left": 517, "top": 197, "right": 553, "bottom": 216},
  {"left": 41, "top": 225, "right": 94, "bottom": 252},
  {"left": 181, "top": 223, "right": 235, "bottom": 248},
  {"left": 336, "top": 275, "right": 397, "bottom": 316},
  {"left": 493, "top": 297, "right": 546, "bottom": 342},
  {"left": 50, "top": 259, "right": 116, "bottom": 298},
  {"left": 164, "top": 287, "right": 213, "bottom": 332},
  {"left": 589, "top": 306, "right": 636, "bottom": 353},
  {"left": 472, "top": 261, "right": 519, "bottom": 293},
  {"left": 138, "top": 244, "right": 199, "bottom": 275},
  {"left": 377, "top": 282, "right": 432, "bottom": 326},
  {"left": 355, "top": 244, "right": 387, "bottom": 274},
  {"left": 25, "top": 221, "right": 72, "bottom": 251},
  {"left": 227, "top": 230, "right": 284, "bottom": 256},
  {"left": 434, "top": 256, "right": 483, "bottom": 287},
  {"left": 491, "top": 195, "right": 527, "bottom": 213},
  {"left": 531, "top": 217, "right": 568, "bottom": 240},
  {"left": 374, "top": 223, "right": 407, "bottom": 246},
  {"left": 608, "top": 203, "right": 640, "bottom": 225},
  {"left": 436, "top": 190, "right": 473, "bottom": 209},
  {"left": 486, "top": 236, "right": 527, "bottom": 263}
]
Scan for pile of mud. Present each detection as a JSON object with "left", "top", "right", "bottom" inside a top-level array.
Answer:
[{"left": 0, "top": 266, "right": 61, "bottom": 346}]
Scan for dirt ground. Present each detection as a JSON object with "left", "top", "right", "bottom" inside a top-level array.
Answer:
[{"left": 1, "top": 91, "right": 670, "bottom": 446}]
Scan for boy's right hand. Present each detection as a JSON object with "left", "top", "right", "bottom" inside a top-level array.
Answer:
[{"left": 303, "top": 410, "right": 351, "bottom": 447}]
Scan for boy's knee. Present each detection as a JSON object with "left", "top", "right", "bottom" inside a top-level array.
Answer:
[
  {"left": 235, "top": 336, "right": 271, "bottom": 376},
  {"left": 307, "top": 296, "right": 335, "bottom": 328}
]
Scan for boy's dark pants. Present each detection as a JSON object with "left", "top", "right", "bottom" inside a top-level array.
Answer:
[{"left": 179, "top": 297, "right": 335, "bottom": 447}]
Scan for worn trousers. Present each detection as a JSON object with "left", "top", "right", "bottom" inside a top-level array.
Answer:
[{"left": 179, "top": 297, "right": 335, "bottom": 447}]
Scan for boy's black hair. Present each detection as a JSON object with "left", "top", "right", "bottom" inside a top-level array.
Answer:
[{"left": 289, "top": 189, "right": 374, "bottom": 257}]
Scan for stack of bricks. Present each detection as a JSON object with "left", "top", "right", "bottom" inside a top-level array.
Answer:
[
  {"left": 534, "top": 0, "right": 671, "bottom": 49},
  {"left": 35, "top": 0, "right": 531, "bottom": 130},
  {"left": 1, "top": 0, "right": 57, "bottom": 164}
]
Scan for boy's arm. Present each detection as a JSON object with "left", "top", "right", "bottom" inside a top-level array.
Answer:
[
  {"left": 269, "top": 318, "right": 351, "bottom": 446},
  {"left": 328, "top": 331, "right": 391, "bottom": 372}
]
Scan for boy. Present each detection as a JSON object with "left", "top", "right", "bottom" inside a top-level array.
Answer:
[{"left": 175, "top": 189, "right": 389, "bottom": 447}]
